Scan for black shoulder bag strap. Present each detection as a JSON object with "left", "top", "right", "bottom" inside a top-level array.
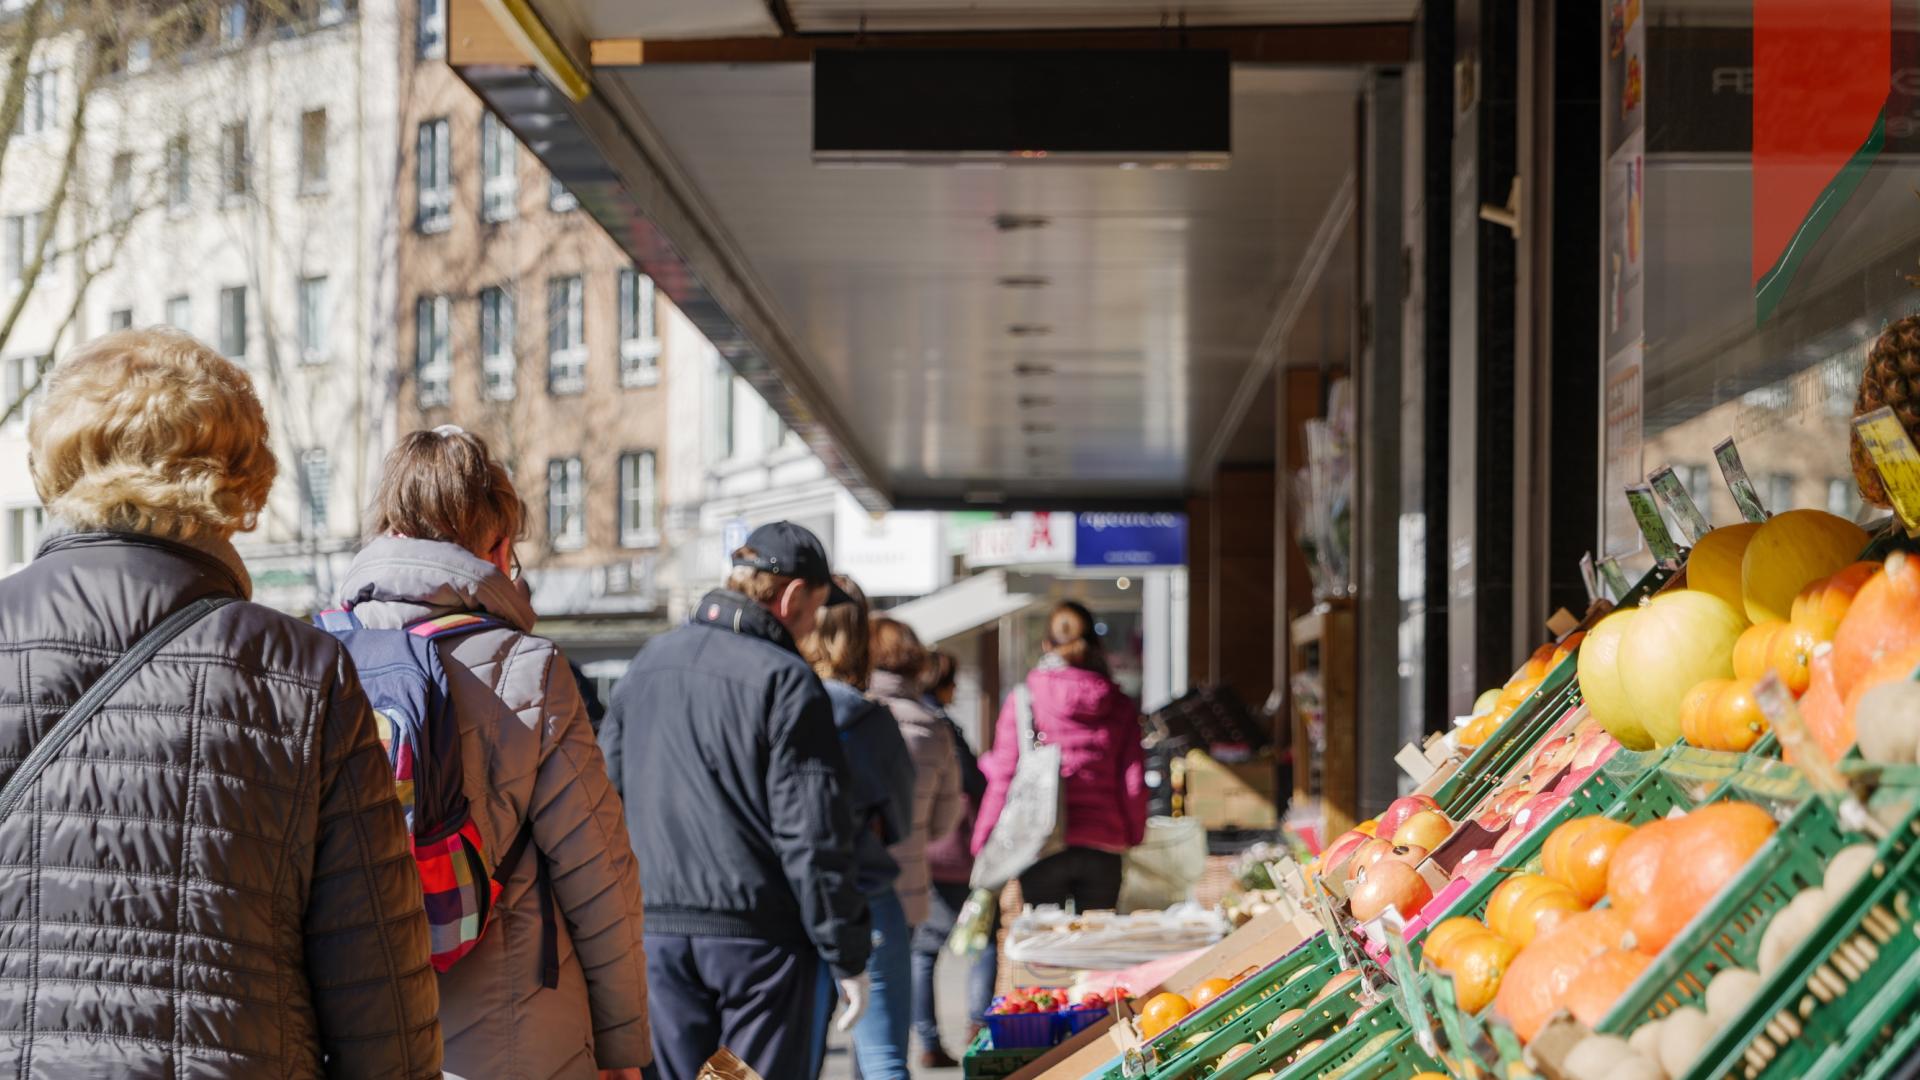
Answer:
[
  {"left": 0, "top": 594, "right": 239, "bottom": 826},
  {"left": 492, "top": 817, "right": 559, "bottom": 990}
]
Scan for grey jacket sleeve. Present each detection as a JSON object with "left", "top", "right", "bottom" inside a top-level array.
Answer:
[
  {"left": 532, "top": 656, "right": 653, "bottom": 1069},
  {"left": 304, "top": 647, "right": 443, "bottom": 1079}
]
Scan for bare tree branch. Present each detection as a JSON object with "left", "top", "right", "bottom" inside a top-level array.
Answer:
[{"left": 0, "top": 0, "right": 56, "bottom": 186}]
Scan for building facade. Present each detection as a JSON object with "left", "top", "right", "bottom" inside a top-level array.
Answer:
[
  {"left": 395, "top": 0, "right": 673, "bottom": 666},
  {"left": 1, "top": 0, "right": 403, "bottom": 612}
]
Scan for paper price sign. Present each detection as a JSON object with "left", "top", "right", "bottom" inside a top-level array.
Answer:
[
  {"left": 1648, "top": 465, "right": 1712, "bottom": 544},
  {"left": 1597, "top": 557, "right": 1631, "bottom": 602},
  {"left": 1853, "top": 406, "right": 1920, "bottom": 535},
  {"left": 1714, "top": 437, "right": 1770, "bottom": 523},
  {"left": 1624, "top": 485, "right": 1681, "bottom": 565},
  {"left": 1379, "top": 910, "right": 1437, "bottom": 1056}
]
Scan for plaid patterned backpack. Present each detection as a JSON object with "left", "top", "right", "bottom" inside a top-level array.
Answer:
[{"left": 317, "top": 608, "right": 557, "bottom": 985}]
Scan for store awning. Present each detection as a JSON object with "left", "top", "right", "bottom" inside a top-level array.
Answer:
[
  {"left": 451, "top": 2, "right": 1393, "bottom": 509},
  {"left": 888, "top": 569, "right": 1039, "bottom": 645}
]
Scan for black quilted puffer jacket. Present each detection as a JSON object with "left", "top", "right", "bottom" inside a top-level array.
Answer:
[{"left": 0, "top": 529, "right": 442, "bottom": 1078}]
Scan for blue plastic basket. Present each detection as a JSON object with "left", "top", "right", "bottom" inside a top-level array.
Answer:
[
  {"left": 1061, "top": 1007, "right": 1110, "bottom": 1037},
  {"left": 984, "top": 1012, "right": 1058, "bottom": 1050}
]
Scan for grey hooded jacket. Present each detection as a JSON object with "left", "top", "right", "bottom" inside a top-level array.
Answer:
[
  {"left": 0, "top": 528, "right": 442, "bottom": 1078},
  {"left": 338, "top": 536, "right": 651, "bottom": 1079}
]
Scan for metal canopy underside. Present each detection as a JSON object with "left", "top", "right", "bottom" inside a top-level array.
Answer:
[
  {"left": 563, "top": 0, "right": 1416, "bottom": 39},
  {"left": 469, "top": 2, "right": 1380, "bottom": 509}
]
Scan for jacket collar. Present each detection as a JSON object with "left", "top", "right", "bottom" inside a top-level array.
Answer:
[
  {"left": 867, "top": 669, "right": 915, "bottom": 701},
  {"left": 337, "top": 535, "right": 536, "bottom": 632},
  {"left": 38, "top": 524, "right": 252, "bottom": 599},
  {"left": 693, "top": 588, "right": 799, "bottom": 654}
]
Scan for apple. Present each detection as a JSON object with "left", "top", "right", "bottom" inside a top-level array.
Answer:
[
  {"left": 1349, "top": 860, "right": 1434, "bottom": 922},
  {"left": 1385, "top": 843, "right": 1429, "bottom": 867},
  {"left": 1571, "top": 726, "right": 1619, "bottom": 770},
  {"left": 1509, "top": 790, "right": 1568, "bottom": 836},
  {"left": 1346, "top": 838, "right": 1398, "bottom": 882},
  {"left": 1377, "top": 794, "right": 1438, "bottom": 837},
  {"left": 1527, "top": 734, "right": 1573, "bottom": 771},
  {"left": 1221, "top": 1043, "right": 1256, "bottom": 1064},
  {"left": 1393, "top": 809, "right": 1453, "bottom": 851},
  {"left": 1553, "top": 763, "right": 1599, "bottom": 797},
  {"left": 1322, "top": 830, "right": 1370, "bottom": 870},
  {"left": 1451, "top": 846, "right": 1496, "bottom": 883},
  {"left": 1491, "top": 824, "right": 1528, "bottom": 860}
]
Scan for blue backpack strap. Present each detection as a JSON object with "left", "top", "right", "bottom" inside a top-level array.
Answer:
[{"left": 315, "top": 607, "right": 361, "bottom": 633}]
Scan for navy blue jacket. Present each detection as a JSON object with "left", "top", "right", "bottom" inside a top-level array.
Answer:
[
  {"left": 601, "top": 590, "right": 872, "bottom": 978},
  {"left": 824, "top": 679, "right": 916, "bottom": 899}
]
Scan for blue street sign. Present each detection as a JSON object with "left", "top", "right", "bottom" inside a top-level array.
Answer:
[{"left": 1073, "top": 513, "right": 1187, "bottom": 567}]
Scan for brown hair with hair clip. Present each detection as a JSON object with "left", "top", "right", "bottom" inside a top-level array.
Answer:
[
  {"left": 1046, "top": 600, "right": 1110, "bottom": 678},
  {"left": 369, "top": 427, "right": 525, "bottom": 555},
  {"left": 804, "top": 574, "right": 871, "bottom": 687}
]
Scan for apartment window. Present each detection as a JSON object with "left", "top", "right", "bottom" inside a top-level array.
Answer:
[
  {"left": 546, "top": 457, "right": 585, "bottom": 550},
  {"left": 479, "top": 285, "right": 515, "bottom": 400},
  {"left": 1767, "top": 473, "right": 1795, "bottom": 515},
  {"left": 165, "top": 135, "right": 190, "bottom": 211},
  {"left": 299, "top": 109, "right": 328, "bottom": 194},
  {"left": 415, "top": 118, "right": 450, "bottom": 233},
  {"left": 109, "top": 153, "right": 133, "bottom": 221},
  {"left": 4, "top": 505, "right": 45, "bottom": 573},
  {"left": 480, "top": 111, "right": 517, "bottom": 222},
  {"left": 107, "top": 307, "right": 132, "bottom": 332},
  {"left": 1828, "top": 477, "right": 1864, "bottom": 522},
  {"left": 220, "top": 122, "right": 249, "bottom": 200},
  {"left": 218, "top": 2, "right": 248, "bottom": 48},
  {"left": 415, "top": 295, "right": 450, "bottom": 407},
  {"left": 417, "top": 0, "right": 445, "bottom": 59},
  {"left": 546, "top": 275, "right": 585, "bottom": 394},
  {"left": 126, "top": 38, "right": 152, "bottom": 74},
  {"left": 218, "top": 286, "right": 247, "bottom": 360},
  {"left": 618, "top": 268, "right": 660, "bottom": 387},
  {"left": 164, "top": 294, "right": 190, "bottom": 331},
  {"left": 20, "top": 67, "right": 56, "bottom": 136},
  {"left": 618, "top": 451, "right": 658, "bottom": 548},
  {"left": 4, "top": 215, "right": 28, "bottom": 286},
  {"left": 549, "top": 177, "right": 577, "bottom": 212},
  {"left": 2, "top": 354, "right": 49, "bottom": 435},
  {"left": 298, "top": 448, "right": 330, "bottom": 535},
  {"left": 297, "top": 276, "right": 328, "bottom": 364}
]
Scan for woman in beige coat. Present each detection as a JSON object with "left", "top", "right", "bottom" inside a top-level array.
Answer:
[{"left": 337, "top": 428, "right": 651, "bottom": 1080}]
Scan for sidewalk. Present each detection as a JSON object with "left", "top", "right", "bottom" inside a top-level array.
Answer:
[{"left": 820, "top": 945, "right": 971, "bottom": 1080}]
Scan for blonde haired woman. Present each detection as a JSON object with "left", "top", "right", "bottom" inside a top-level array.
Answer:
[
  {"left": 0, "top": 329, "right": 442, "bottom": 1076},
  {"left": 336, "top": 426, "right": 651, "bottom": 1080}
]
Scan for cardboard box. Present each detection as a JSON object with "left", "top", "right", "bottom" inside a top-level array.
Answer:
[
  {"left": 1010, "top": 906, "right": 1321, "bottom": 1079},
  {"left": 1182, "top": 751, "right": 1278, "bottom": 830}
]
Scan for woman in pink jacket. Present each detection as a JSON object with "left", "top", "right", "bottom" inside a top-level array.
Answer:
[{"left": 972, "top": 601, "right": 1148, "bottom": 911}]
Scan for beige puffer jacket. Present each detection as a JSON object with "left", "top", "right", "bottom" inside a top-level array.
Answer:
[
  {"left": 868, "top": 670, "right": 964, "bottom": 926},
  {"left": 339, "top": 537, "right": 650, "bottom": 1079}
]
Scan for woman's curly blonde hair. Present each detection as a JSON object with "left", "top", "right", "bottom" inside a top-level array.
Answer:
[{"left": 29, "top": 328, "right": 276, "bottom": 540}]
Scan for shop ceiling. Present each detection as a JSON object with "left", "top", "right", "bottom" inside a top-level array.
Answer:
[{"left": 458, "top": 1, "right": 1408, "bottom": 509}]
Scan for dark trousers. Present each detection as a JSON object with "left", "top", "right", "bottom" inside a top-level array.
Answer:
[
  {"left": 1018, "top": 847, "right": 1124, "bottom": 911},
  {"left": 646, "top": 933, "right": 820, "bottom": 1080}
]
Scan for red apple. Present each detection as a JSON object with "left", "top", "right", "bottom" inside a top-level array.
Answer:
[
  {"left": 1509, "top": 790, "right": 1568, "bottom": 836},
  {"left": 1386, "top": 843, "right": 1429, "bottom": 867},
  {"left": 1348, "top": 860, "right": 1435, "bottom": 922},
  {"left": 1571, "top": 726, "right": 1619, "bottom": 770},
  {"left": 1527, "top": 735, "right": 1573, "bottom": 772},
  {"left": 1376, "top": 794, "right": 1440, "bottom": 838},
  {"left": 1346, "top": 838, "right": 1398, "bottom": 882},
  {"left": 1553, "top": 763, "right": 1599, "bottom": 797},
  {"left": 1322, "top": 830, "right": 1370, "bottom": 871},
  {"left": 1491, "top": 825, "right": 1528, "bottom": 860},
  {"left": 1451, "top": 847, "right": 1496, "bottom": 883},
  {"left": 1393, "top": 809, "right": 1454, "bottom": 852}
]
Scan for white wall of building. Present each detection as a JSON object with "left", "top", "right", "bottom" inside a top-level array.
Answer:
[{"left": 0, "top": 5, "right": 402, "bottom": 610}]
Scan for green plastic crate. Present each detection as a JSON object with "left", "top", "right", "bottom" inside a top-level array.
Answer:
[
  {"left": 1152, "top": 976, "right": 1371, "bottom": 1080},
  {"left": 1123, "top": 950, "right": 1359, "bottom": 1080},
  {"left": 1679, "top": 774, "right": 1920, "bottom": 1080},
  {"left": 962, "top": 1027, "right": 1045, "bottom": 1078},
  {"left": 1250, "top": 998, "right": 1442, "bottom": 1080},
  {"left": 1090, "top": 934, "right": 1338, "bottom": 1080},
  {"left": 1435, "top": 660, "right": 1581, "bottom": 818}
]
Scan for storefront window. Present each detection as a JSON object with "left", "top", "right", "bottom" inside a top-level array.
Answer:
[{"left": 1601, "top": 1, "right": 1913, "bottom": 565}]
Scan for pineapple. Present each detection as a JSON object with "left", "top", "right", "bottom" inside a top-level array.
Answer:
[{"left": 1851, "top": 314, "right": 1920, "bottom": 508}]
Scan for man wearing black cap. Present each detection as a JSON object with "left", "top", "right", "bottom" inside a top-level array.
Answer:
[{"left": 601, "top": 521, "right": 871, "bottom": 1080}]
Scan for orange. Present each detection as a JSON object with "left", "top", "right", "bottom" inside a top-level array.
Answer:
[
  {"left": 1137, "top": 991, "right": 1192, "bottom": 1040},
  {"left": 1188, "top": 977, "right": 1233, "bottom": 1009}
]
